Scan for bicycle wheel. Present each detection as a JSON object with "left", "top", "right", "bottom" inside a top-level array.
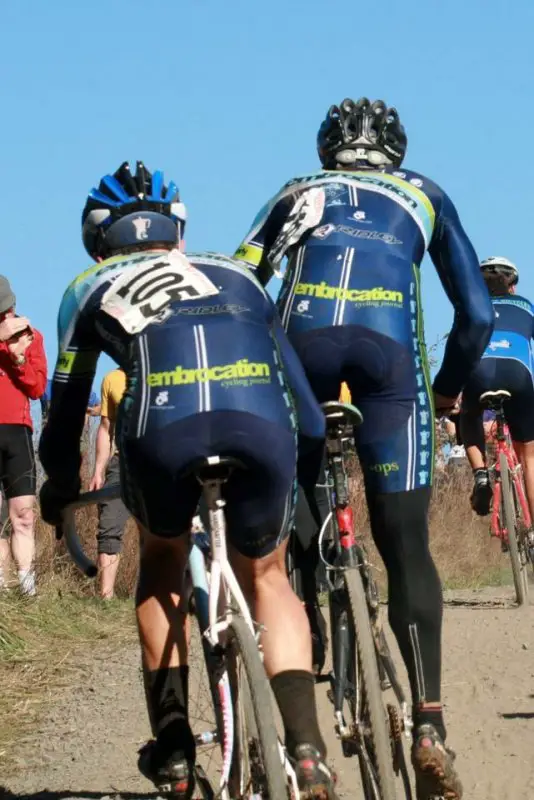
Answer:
[
  {"left": 512, "top": 472, "right": 534, "bottom": 582},
  {"left": 500, "top": 452, "right": 528, "bottom": 606},
  {"left": 226, "top": 615, "right": 287, "bottom": 799},
  {"left": 344, "top": 568, "right": 397, "bottom": 799}
]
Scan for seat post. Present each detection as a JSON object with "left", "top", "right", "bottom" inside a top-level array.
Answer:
[{"left": 199, "top": 477, "right": 225, "bottom": 513}]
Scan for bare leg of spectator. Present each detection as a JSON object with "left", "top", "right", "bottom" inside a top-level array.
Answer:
[
  {"left": 98, "top": 553, "right": 121, "bottom": 599},
  {"left": 8, "top": 495, "right": 36, "bottom": 596},
  {"left": 97, "top": 453, "right": 129, "bottom": 600},
  {"left": 0, "top": 491, "right": 10, "bottom": 587},
  {"left": 0, "top": 539, "right": 9, "bottom": 588}
]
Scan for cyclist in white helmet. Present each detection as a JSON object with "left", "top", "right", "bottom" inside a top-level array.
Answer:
[{"left": 461, "top": 257, "right": 534, "bottom": 522}]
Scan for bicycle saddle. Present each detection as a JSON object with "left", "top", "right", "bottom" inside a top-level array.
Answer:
[
  {"left": 185, "top": 455, "right": 248, "bottom": 483},
  {"left": 479, "top": 389, "right": 512, "bottom": 410},
  {"left": 321, "top": 400, "right": 364, "bottom": 428}
]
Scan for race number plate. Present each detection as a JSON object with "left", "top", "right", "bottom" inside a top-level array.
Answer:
[
  {"left": 268, "top": 187, "right": 325, "bottom": 275},
  {"left": 101, "top": 250, "right": 219, "bottom": 334}
]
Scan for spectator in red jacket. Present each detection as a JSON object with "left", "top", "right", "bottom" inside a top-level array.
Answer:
[{"left": 0, "top": 276, "right": 47, "bottom": 595}]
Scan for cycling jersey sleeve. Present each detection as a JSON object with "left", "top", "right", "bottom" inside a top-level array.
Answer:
[
  {"left": 234, "top": 192, "right": 293, "bottom": 286},
  {"left": 272, "top": 313, "right": 325, "bottom": 443},
  {"left": 429, "top": 193, "right": 494, "bottom": 398},
  {"left": 39, "top": 297, "right": 100, "bottom": 489}
]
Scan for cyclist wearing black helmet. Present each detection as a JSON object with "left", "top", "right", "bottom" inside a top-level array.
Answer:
[
  {"left": 461, "top": 258, "right": 534, "bottom": 520},
  {"left": 235, "top": 97, "right": 495, "bottom": 800},
  {"left": 38, "top": 161, "right": 337, "bottom": 799}
]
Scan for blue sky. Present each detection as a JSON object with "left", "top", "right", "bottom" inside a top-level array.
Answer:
[{"left": 1, "top": 0, "right": 532, "bottom": 396}]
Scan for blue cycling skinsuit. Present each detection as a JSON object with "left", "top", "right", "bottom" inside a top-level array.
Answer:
[
  {"left": 461, "top": 292, "right": 534, "bottom": 445},
  {"left": 235, "top": 167, "right": 493, "bottom": 494},
  {"left": 235, "top": 166, "right": 494, "bottom": 718},
  {"left": 39, "top": 249, "right": 325, "bottom": 558}
]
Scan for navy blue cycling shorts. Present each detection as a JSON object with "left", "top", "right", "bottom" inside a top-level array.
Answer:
[
  {"left": 119, "top": 410, "right": 297, "bottom": 558},
  {"left": 462, "top": 357, "right": 534, "bottom": 443},
  {"left": 288, "top": 325, "right": 435, "bottom": 494}
]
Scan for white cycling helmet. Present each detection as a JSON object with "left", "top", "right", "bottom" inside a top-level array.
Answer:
[{"left": 480, "top": 256, "right": 519, "bottom": 286}]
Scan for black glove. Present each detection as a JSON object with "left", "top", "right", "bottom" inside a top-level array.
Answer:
[{"left": 39, "top": 479, "right": 80, "bottom": 529}]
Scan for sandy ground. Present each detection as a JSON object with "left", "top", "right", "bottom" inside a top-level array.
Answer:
[{"left": 2, "top": 585, "right": 534, "bottom": 800}]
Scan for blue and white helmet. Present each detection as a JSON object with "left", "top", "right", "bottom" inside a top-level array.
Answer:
[
  {"left": 480, "top": 256, "right": 519, "bottom": 286},
  {"left": 81, "top": 161, "right": 187, "bottom": 260}
]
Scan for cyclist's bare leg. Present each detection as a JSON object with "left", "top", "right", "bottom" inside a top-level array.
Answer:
[
  {"left": 465, "top": 443, "right": 485, "bottom": 470},
  {"left": 461, "top": 408, "right": 493, "bottom": 515},
  {"left": 136, "top": 524, "right": 195, "bottom": 794},
  {"left": 137, "top": 525, "right": 190, "bottom": 673},
  {"left": 512, "top": 440, "right": 534, "bottom": 523},
  {"left": 231, "top": 538, "right": 312, "bottom": 675},
  {"left": 462, "top": 411, "right": 486, "bottom": 470},
  {"left": 231, "top": 539, "right": 335, "bottom": 795}
]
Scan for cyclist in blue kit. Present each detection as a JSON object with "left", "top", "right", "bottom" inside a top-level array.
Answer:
[
  {"left": 235, "top": 97, "right": 495, "bottom": 800},
  {"left": 461, "top": 257, "right": 534, "bottom": 525},
  {"left": 38, "top": 161, "right": 337, "bottom": 799}
]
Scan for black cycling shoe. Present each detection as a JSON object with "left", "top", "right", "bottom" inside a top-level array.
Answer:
[
  {"left": 292, "top": 743, "right": 338, "bottom": 799},
  {"left": 412, "top": 724, "right": 463, "bottom": 800},
  {"left": 138, "top": 738, "right": 195, "bottom": 798},
  {"left": 470, "top": 469, "right": 492, "bottom": 516}
]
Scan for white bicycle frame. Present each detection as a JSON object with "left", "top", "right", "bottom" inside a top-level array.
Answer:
[
  {"left": 189, "top": 458, "right": 299, "bottom": 798},
  {"left": 61, "top": 459, "right": 299, "bottom": 799}
]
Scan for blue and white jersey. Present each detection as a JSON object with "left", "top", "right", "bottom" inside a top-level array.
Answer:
[{"left": 483, "top": 294, "right": 534, "bottom": 373}]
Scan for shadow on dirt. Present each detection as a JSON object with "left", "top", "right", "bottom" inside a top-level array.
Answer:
[
  {"left": 499, "top": 711, "right": 534, "bottom": 720},
  {"left": 0, "top": 792, "right": 160, "bottom": 800},
  {"left": 443, "top": 597, "right": 516, "bottom": 610}
]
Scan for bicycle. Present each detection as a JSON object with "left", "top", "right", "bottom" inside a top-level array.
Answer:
[
  {"left": 481, "top": 389, "right": 534, "bottom": 606},
  {"left": 61, "top": 455, "right": 299, "bottom": 799},
  {"left": 315, "top": 401, "right": 413, "bottom": 800}
]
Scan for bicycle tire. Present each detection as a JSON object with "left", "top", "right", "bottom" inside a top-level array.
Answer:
[
  {"left": 500, "top": 452, "right": 528, "bottom": 606},
  {"left": 512, "top": 473, "right": 533, "bottom": 590},
  {"left": 226, "top": 615, "right": 287, "bottom": 799},
  {"left": 344, "top": 568, "right": 397, "bottom": 799}
]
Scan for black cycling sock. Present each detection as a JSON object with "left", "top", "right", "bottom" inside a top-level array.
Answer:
[
  {"left": 145, "top": 666, "right": 195, "bottom": 760},
  {"left": 413, "top": 705, "right": 447, "bottom": 743},
  {"left": 271, "top": 670, "right": 326, "bottom": 758}
]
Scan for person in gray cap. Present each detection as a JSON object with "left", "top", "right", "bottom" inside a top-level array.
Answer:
[{"left": 0, "top": 275, "right": 47, "bottom": 595}]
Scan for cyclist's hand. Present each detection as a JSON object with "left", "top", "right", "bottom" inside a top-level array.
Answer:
[
  {"left": 40, "top": 479, "right": 80, "bottom": 528},
  {"left": 434, "top": 392, "right": 460, "bottom": 416},
  {"left": 89, "top": 471, "right": 105, "bottom": 492}
]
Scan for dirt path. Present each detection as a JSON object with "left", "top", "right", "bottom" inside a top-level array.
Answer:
[{"left": 2, "top": 586, "right": 534, "bottom": 800}]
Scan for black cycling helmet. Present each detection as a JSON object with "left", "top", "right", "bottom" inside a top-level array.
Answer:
[
  {"left": 317, "top": 97, "right": 407, "bottom": 170},
  {"left": 480, "top": 256, "right": 519, "bottom": 286},
  {"left": 81, "top": 161, "right": 187, "bottom": 260}
]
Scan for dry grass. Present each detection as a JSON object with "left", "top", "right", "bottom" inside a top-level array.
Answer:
[
  {"left": 0, "top": 582, "right": 136, "bottom": 767},
  {"left": 346, "top": 458, "right": 509, "bottom": 594}
]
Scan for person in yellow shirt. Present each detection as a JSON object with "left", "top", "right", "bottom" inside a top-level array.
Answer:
[{"left": 89, "top": 368, "right": 129, "bottom": 599}]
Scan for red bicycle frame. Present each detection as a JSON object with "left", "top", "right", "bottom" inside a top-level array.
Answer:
[{"left": 489, "top": 419, "right": 531, "bottom": 544}]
